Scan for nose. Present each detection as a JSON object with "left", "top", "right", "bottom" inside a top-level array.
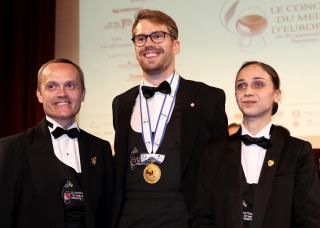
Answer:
[
  {"left": 243, "top": 86, "right": 254, "bottom": 97},
  {"left": 57, "top": 86, "right": 67, "bottom": 97},
  {"left": 144, "top": 35, "right": 154, "bottom": 46}
]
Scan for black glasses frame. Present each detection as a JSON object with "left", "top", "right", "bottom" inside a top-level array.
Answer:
[{"left": 131, "top": 31, "right": 174, "bottom": 47}]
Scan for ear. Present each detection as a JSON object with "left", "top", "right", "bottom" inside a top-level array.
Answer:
[
  {"left": 81, "top": 89, "right": 86, "bottom": 102},
  {"left": 173, "top": 40, "right": 180, "bottom": 54},
  {"left": 36, "top": 89, "right": 43, "bottom": 103},
  {"left": 274, "top": 89, "right": 281, "bottom": 103}
]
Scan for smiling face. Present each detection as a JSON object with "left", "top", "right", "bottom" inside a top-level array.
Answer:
[
  {"left": 133, "top": 19, "right": 180, "bottom": 81},
  {"left": 36, "top": 62, "right": 86, "bottom": 128},
  {"left": 235, "top": 64, "right": 281, "bottom": 124}
]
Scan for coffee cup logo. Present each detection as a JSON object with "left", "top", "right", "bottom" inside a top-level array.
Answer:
[{"left": 220, "top": 0, "right": 268, "bottom": 52}]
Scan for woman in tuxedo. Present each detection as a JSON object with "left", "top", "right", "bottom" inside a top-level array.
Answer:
[{"left": 191, "top": 61, "right": 320, "bottom": 228}]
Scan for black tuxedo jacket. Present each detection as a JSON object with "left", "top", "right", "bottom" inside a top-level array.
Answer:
[
  {"left": 0, "top": 119, "right": 114, "bottom": 228},
  {"left": 191, "top": 125, "right": 320, "bottom": 228},
  {"left": 112, "top": 77, "right": 228, "bottom": 227}
]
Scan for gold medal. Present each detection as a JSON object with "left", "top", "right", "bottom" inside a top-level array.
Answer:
[{"left": 143, "top": 162, "right": 161, "bottom": 184}]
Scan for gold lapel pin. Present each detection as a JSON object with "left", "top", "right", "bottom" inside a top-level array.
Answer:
[
  {"left": 91, "top": 156, "right": 97, "bottom": 166},
  {"left": 190, "top": 102, "right": 195, "bottom": 108},
  {"left": 267, "top": 160, "right": 275, "bottom": 167}
]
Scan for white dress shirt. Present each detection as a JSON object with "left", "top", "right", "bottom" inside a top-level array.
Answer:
[
  {"left": 241, "top": 122, "right": 272, "bottom": 184},
  {"left": 130, "top": 74, "right": 175, "bottom": 132},
  {"left": 46, "top": 116, "right": 82, "bottom": 173}
]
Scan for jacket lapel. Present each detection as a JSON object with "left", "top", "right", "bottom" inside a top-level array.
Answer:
[
  {"left": 27, "top": 120, "right": 64, "bottom": 228},
  {"left": 113, "top": 87, "right": 138, "bottom": 226},
  {"left": 227, "top": 133, "right": 244, "bottom": 228},
  {"left": 179, "top": 78, "right": 201, "bottom": 174},
  {"left": 115, "top": 87, "right": 138, "bottom": 181},
  {"left": 251, "top": 126, "right": 286, "bottom": 228},
  {"left": 78, "top": 133, "right": 97, "bottom": 228}
]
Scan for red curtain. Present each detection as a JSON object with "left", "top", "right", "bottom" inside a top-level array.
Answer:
[{"left": 0, "top": 0, "right": 55, "bottom": 137}]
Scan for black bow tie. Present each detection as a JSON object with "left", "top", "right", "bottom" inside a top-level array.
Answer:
[
  {"left": 51, "top": 127, "right": 80, "bottom": 139},
  {"left": 240, "top": 134, "right": 272, "bottom": 149},
  {"left": 46, "top": 120, "right": 80, "bottom": 139},
  {"left": 141, "top": 80, "right": 171, "bottom": 99}
]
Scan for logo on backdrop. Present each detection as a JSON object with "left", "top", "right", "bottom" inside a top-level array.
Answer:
[
  {"left": 220, "top": 0, "right": 268, "bottom": 52},
  {"left": 220, "top": 0, "right": 320, "bottom": 52}
]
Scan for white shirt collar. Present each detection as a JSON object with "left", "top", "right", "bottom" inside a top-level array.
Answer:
[
  {"left": 46, "top": 116, "right": 79, "bottom": 133},
  {"left": 241, "top": 121, "right": 272, "bottom": 139},
  {"left": 142, "top": 73, "right": 174, "bottom": 87}
]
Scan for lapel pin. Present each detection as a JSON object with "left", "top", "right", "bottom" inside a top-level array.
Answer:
[
  {"left": 267, "top": 160, "right": 274, "bottom": 167},
  {"left": 91, "top": 156, "right": 97, "bottom": 166},
  {"left": 190, "top": 102, "right": 195, "bottom": 108}
]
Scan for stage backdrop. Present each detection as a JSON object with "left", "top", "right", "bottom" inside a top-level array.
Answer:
[{"left": 79, "top": 0, "right": 320, "bottom": 147}]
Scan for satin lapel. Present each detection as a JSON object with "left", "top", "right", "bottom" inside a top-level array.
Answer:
[
  {"left": 115, "top": 88, "right": 138, "bottom": 181},
  {"left": 78, "top": 133, "right": 96, "bottom": 228},
  {"left": 179, "top": 78, "right": 201, "bottom": 174},
  {"left": 27, "top": 120, "right": 64, "bottom": 228},
  {"left": 227, "top": 135, "right": 244, "bottom": 228},
  {"left": 251, "top": 126, "right": 285, "bottom": 228},
  {"left": 113, "top": 88, "right": 138, "bottom": 226}
]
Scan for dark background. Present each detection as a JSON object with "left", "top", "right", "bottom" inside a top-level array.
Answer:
[{"left": 0, "top": 0, "right": 55, "bottom": 137}]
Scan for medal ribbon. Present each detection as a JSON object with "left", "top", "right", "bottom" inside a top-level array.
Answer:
[{"left": 139, "top": 72, "right": 180, "bottom": 164}]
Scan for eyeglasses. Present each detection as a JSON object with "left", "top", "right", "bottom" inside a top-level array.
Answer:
[{"left": 131, "top": 31, "right": 174, "bottom": 47}]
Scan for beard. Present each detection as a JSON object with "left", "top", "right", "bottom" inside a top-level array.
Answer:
[{"left": 137, "top": 46, "right": 171, "bottom": 75}]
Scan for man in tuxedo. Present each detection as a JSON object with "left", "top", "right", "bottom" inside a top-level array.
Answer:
[
  {"left": 0, "top": 58, "right": 113, "bottom": 228},
  {"left": 112, "top": 9, "right": 228, "bottom": 228}
]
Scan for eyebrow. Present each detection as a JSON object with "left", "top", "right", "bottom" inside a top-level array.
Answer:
[
  {"left": 135, "top": 30, "right": 167, "bottom": 36},
  {"left": 236, "top": 76, "right": 267, "bottom": 82},
  {"left": 45, "top": 80, "right": 78, "bottom": 85},
  {"left": 252, "top": 76, "right": 267, "bottom": 80}
]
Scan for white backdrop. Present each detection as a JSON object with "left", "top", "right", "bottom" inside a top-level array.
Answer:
[{"left": 79, "top": 0, "right": 320, "bottom": 147}]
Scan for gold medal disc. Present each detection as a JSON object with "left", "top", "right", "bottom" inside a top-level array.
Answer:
[{"left": 143, "top": 163, "right": 161, "bottom": 184}]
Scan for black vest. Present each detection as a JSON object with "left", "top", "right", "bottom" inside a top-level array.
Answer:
[
  {"left": 57, "top": 159, "right": 86, "bottom": 228},
  {"left": 118, "top": 96, "right": 189, "bottom": 228},
  {"left": 241, "top": 168, "right": 257, "bottom": 228}
]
